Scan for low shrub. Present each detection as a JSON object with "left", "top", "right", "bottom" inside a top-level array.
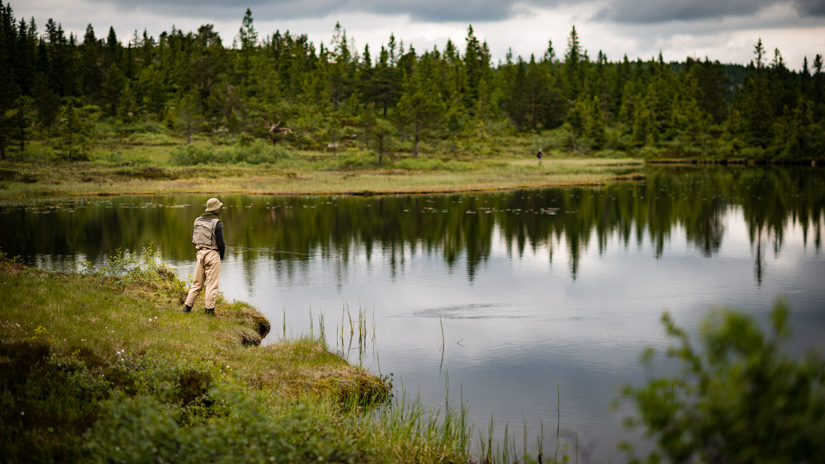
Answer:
[
  {"left": 169, "top": 140, "right": 291, "bottom": 166},
  {"left": 0, "top": 339, "right": 110, "bottom": 463},
  {"left": 335, "top": 151, "right": 375, "bottom": 170},
  {"left": 85, "top": 392, "right": 377, "bottom": 464},
  {"left": 234, "top": 140, "right": 291, "bottom": 165},
  {"left": 393, "top": 157, "right": 473, "bottom": 172},
  {"left": 621, "top": 299, "right": 825, "bottom": 463}
]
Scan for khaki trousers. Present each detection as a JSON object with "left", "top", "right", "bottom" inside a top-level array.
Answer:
[{"left": 185, "top": 248, "right": 221, "bottom": 309}]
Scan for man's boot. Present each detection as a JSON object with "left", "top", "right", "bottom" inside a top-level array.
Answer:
[
  {"left": 183, "top": 305, "right": 192, "bottom": 313},
  {"left": 205, "top": 308, "right": 215, "bottom": 316}
]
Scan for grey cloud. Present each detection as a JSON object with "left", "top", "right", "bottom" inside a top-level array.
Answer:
[
  {"left": 88, "top": 0, "right": 825, "bottom": 28},
  {"left": 93, "top": 0, "right": 525, "bottom": 23},
  {"left": 593, "top": 0, "right": 825, "bottom": 24},
  {"left": 796, "top": 0, "right": 825, "bottom": 16}
]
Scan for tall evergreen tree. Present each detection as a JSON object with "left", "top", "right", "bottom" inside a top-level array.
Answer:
[
  {"left": 563, "top": 25, "right": 585, "bottom": 101},
  {"left": 81, "top": 24, "right": 103, "bottom": 103},
  {"left": 14, "top": 18, "right": 35, "bottom": 96},
  {"left": 396, "top": 53, "right": 445, "bottom": 157},
  {"left": 463, "top": 25, "right": 490, "bottom": 109},
  {"left": 586, "top": 95, "right": 606, "bottom": 148},
  {"left": 102, "top": 61, "right": 123, "bottom": 116}
]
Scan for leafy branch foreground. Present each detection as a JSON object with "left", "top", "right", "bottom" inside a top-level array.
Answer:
[
  {"left": 2, "top": 249, "right": 825, "bottom": 464},
  {"left": 621, "top": 301, "right": 825, "bottom": 463}
]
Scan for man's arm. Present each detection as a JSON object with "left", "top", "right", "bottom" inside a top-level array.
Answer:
[{"left": 215, "top": 221, "right": 226, "bottom": 259}]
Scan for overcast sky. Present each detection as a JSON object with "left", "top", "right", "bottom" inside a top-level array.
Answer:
[{"left": 11, "top": 0, "right": 825, "bottom": 69}]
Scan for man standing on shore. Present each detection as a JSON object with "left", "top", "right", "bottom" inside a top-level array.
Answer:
[{"left": 183, "top": 197, "right": 225, "bottom": 316}]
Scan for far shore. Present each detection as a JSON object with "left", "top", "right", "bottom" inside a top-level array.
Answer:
[{"left": 0, "top": 157, "right": 645, "bottom": 200}]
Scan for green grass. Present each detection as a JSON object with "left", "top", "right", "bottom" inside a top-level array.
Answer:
[
  {"left": 0, "top": 247, "right": 383, "bottom": 396},
  {"left": 0, "top": 124, "right": 645, "bottom": 200},
  {"left": 0, "top": 155, "right": 644, "bottom": 200},
  {"left": 0, "top": 250, "right": 481, "bottom": 463}
]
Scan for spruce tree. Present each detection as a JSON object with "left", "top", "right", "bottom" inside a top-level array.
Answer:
[
  {"left": 586, "top": 95, "right": 607, "bottom": 149},
  {"left": 396, "top": 54, "right": 445, "bottom": 157},
  {"left": 81, "top": 24, "right": 102, "bottom": 103}
]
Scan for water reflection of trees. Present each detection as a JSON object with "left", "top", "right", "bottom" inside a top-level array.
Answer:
[{"left": 1, "top": 167, "right": 823, "bottom": 283}]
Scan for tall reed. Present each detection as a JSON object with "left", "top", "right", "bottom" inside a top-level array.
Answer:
[{"left": 286, "top": 308, "right": 578, "bottom": 464}]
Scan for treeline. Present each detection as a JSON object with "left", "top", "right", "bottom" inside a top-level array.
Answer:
[{"left": 1, "top": 2, "right": 823, "bottom": 162}]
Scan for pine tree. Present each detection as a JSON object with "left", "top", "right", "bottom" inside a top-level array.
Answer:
[
  {"left": 81, "top": 24, "right": 103, "bottom": 103},
  {"left": 503, "top": 56, "right": 527, "bottom": 130},
  {"left": 563, "top": 26, "right": 584, "bottom": 101},
  {"left": 327, "top": 22, "right": 353, "bottom": 111},
  {"left": 102, "top": 61, "right": 124, "bottom": 116},
  {"left": 176, "top": 89, "right": 202, "bottom": 144},
  {"left": 670, "top": 74, "right": 710, "bottom": 146},
  {"left": 686, "top": 57, "right": 728, "bottom": 124},
  {"left": 631, "top": 93, "right": 651, "bottom": 146},
  {"left": 523, "top": 55, "right": 546, "bottom": 129},
  {"left": 14, "top": 18, "right": 35, "bottom": 96},
  {"left": 754, "top": 38, "right": 765, "bottom": 70},
  {"left": 373, "top": 44, "right": 400, "bottom": 117},
  {"left": 32, "top": 72, "right": 58, "bottom": 128},
  {"left": 0, "top": 1, "right": 21, "bottom": 158},
  {"left": 139, "top": 65, "right": 166, "bottom": 116},
  {"left": 586, "top": 95, "right": 606, "bottom": 149},
  {"left": 566, "top": 97, "right": 588, "bottom": 137},
  {"left": 239, "top": 8, "right": 257, "bottom": 50},
  {"left": 238, "top": 8, "right": 257, "bottom": 78},
  {"left": 812, "top": 54, "right": 824, "bottom": 121},
  {"left": 372, "top": 115, "right": 394, "bottom": 166},
  {"left": 396, "top": 54, "right": 445, "bottom": 157},
  {"left": 56, "top": 100, "right": 93, "bottom": 160},
  {"left": 442, "top": 39, "right": 467, "bottom": 108},
  {"left": 463, "top": 25, "right": 491, "bottom": 110}
]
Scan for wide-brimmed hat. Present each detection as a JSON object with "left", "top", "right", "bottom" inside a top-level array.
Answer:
[{"left": 205, "top": 198, "right": 223, "bottom": 212}]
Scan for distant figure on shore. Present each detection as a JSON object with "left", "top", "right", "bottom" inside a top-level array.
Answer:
[
  {"left": 183, "top": 197, "right": 226, "bottom": 316},
  {"left": 537, "top": 148, "right": 543, "bottom": 165}
]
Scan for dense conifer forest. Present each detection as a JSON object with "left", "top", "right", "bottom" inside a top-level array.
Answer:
[{"left": 0, "top": 2, "right": 823, "bottom": 162}]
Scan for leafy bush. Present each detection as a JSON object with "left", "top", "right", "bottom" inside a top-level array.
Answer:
[
  {"left": 0, "top": 339, "right": 111, "bottom": 463},
  {"left": 621, "top": 300, "right": 825, "bottom": 463},
  {"left": 233, "top": 140, "right": 291, "bottom": 165},
  {"left": 169, "top": 140, "right": 291, "bottom": 165},
  {"left": 335, "top": 151, "right": 375, "bottom": 170},
  {"left": 85, "top": 377, "right": 376, "bottom": 464}
]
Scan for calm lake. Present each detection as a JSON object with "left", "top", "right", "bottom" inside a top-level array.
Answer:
[{"left": 3, "top": 164, "right": 825, "bottom": 461}]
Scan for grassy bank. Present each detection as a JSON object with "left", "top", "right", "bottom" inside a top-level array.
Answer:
[
  {"left": 0, "top": 156, "right": 643, "bottom": 200},
  {"left": 0, "top": 252, "right": 473, "bottom": 463},
  {"left": 0, "top": 159, "right": 642, "bottom": 200},
  {"left": 0, "top": 129, "right": 644, "bottom": 200}
]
